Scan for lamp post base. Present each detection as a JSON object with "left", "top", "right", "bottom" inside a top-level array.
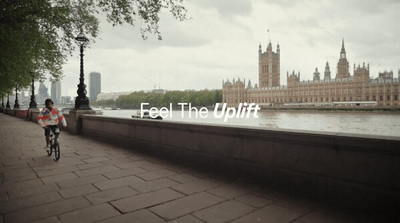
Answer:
[{"left": 74, "top": 97, "right": 92, "bottom": 110}]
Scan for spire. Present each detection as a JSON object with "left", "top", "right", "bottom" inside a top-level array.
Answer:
[
  {"left": 324, "top": 61, "right": 331, "bottom": 80},
  {"left": 340, "top": 38, "right": 346, "bottom": 59},
  {"left": 277, "top": 42, "right": 280, "bottom": 54},
  {"left": 267, "top": 41, "right": 272, "bottom": 52}
]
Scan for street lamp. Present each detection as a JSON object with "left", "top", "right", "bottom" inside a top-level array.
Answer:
[
  {"left": 6, "top": 93, "right": 10, "bottom": 108},
  {"left": 14, "top": 85, "right": 20, "bottom": 109},
  {"left": 74, "top": 28, "right": 91, "bottom": 110},
  {"left": 29, "top": 72, "right": 37, "bottom": 109}
]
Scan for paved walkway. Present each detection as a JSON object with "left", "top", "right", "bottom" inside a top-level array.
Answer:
[{"left": 0, "top": 113, "right": 395, "bottom": 223}]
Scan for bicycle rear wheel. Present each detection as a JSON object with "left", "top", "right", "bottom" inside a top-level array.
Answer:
[
  {"left": 54, "top": 142, "right": 60, "bottom": 161},
  {"left": 47, "top": 141, "right": 52, "bottom": 156}
]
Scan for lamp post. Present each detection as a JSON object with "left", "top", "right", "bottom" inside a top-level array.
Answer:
[
  {"left": 14, "top": 86, "right": 20, "bottom": 109},
  {"left": 6, "top": 93, "right": 10, "bottom": 108},
  {"left": 74, "top": 28, "right": 91, "bottom": 110},
  {"left": 29, "top": 72, "right": 37, "bottom": 109}
]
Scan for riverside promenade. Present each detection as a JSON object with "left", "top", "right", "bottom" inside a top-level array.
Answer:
[{"left": 0, "top": 113, "right": 396, "bottom": 223}]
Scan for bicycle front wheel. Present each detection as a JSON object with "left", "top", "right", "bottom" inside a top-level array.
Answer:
[
  {"left": 54, "top": 142, "right": 60, "bottom": 161},
  {"left": 47, "top": 141, "right": 52, "bottom": 156}
]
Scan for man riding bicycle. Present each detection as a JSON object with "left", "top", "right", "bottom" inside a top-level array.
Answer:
[{"left": 37, "top": 99, "right": 67, "bottom": 151}]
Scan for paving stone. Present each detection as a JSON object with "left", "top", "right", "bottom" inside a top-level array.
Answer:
[
  {"left": 29, "top": 158, "right": 86, "bottom": 168},
  {"left": 103, "top": 166, "right": 148, "bottom": 179},
  {"left": 85, "top": 186, "right": 139, "bottom": 205},
  {"left": 3, "top": 196, "right": 91, "bottom": 223},
  {"left": 59, "top": 203, "right": 120, "bottom": 223},
  {"left": 31, "top": 216, "right": 60, "bottom": 223},
  {"left": 111, "top": 188, "right": 185, "bottom": 213},
  {"left": 77, "top": 161, "right": 105, "bottom": 170},
  {"left": 271, "top": 190, "right": 320, "bottom": 213},
  {"left": 59, "top": 184, "right": 100, "bottom": 198},
  {"left": 297, "top": 206, "right": 383, "bottom": 223},
  {"left": 94, "top": 175, "right": 146, "bottom": 190},
  {"left": 193, "top": 200, "right": 256, "bottom": 223},
  {"left": 166, "top": 215, "right": 205, "bottom": 223},
  {"left": 235, "top": 193, "right": 273, "bottom": 208},
  {"left": 172, "top": 178, "right": 222, "bottom": 195},
  {"left": 0, "top": 178, "right": 43, "bottom": 192},
  {"left": 2, "top": 167, "right": 36, "bottom": 181},
  {"left": 57, "top": 174, "right": 108, "bottom": 189},
  {"left": 36, "top": 166, "right": 79, "bottom": 178},
  {"left": 136, "top": 169, "right": 178, "bottom": 181},
  {"left": 168, "top": 173, "right": 199, "bottom": 183},
  {"left": 130, "top": 177, "right": 180, "bottom": 193},
  {"left": 207, "top": 183, "right": 249, "bottom": 199},
  {"left": 115, "top": 160, "right": 162, "bottom": 171},
  {"left": 82, "top": 156, "right": 110, "bottom": 163},
  {"left": 0, "top": 191, "right": 63, "bottom": 214},
  {"left": 97, "top": 209, "right": 165, "bottom": 223},
  {"left": 231, "top": 204, "right": 303, "bottom": 223},
  {"left": 100, "top": 157, "right": 135, "bottom": 165},
  {"left": 150, "top": 192, "right": 225, "bottom": 220},
  {"left": 41, "top": 172, "right": 79, "bottom": 184},
  {"left": 74, "top": 165, "right": 120, "bottom": 177},
  {"left": 1, "top": 158, "right": 32, "bottom": 167}
]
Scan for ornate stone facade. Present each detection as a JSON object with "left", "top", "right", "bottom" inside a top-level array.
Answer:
[{"left": 223, "top": 39, "right": 400, "bottom": 108}]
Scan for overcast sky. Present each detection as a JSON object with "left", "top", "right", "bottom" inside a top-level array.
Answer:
[{"left": 41, "top": 0, "right": 400, "bottom": 97}]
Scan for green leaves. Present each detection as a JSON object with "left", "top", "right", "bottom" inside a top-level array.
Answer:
[{"left": 0, "top": 0, "right": 188, "bottom": 96}]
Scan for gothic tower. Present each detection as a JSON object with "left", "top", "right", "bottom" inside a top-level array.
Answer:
[
  {"left": 336, "top": 39, "right": 350, "bottom": 79},
  {"left": 259, "top": 40, "right": 280, "bottom": 88},
  {"left": 324, "top": 61, "right": 331, "bottom": 80}
]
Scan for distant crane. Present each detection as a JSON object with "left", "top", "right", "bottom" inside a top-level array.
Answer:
[{"left": 143, "top": 73, "right": 161, "bottom": 89}]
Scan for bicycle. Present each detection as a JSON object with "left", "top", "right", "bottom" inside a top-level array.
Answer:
[{"left": 47, "top": 127, "right": 61, "bottom": 161}]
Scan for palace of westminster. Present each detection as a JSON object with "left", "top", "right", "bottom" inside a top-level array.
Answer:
[{"left": 222, "top": 39, "right": 400, "bottom": 108}]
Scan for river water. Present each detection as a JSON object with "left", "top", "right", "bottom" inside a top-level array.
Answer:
[{"left": 101, "top": 109, "right": 400, "bottom": 137}]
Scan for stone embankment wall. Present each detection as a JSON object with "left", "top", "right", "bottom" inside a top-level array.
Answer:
[
  {"left": 3, "top": 109, "right": 399, "bottom": 212},
  {"left": 79, "top": 114, "right": 399, "bottom": 212}
]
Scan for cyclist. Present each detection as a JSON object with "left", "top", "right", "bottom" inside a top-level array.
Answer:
[{"left": 37, "top": 99, "right": 67, "bottom": 151}]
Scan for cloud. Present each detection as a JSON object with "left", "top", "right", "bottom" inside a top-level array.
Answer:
[
  {"left": 190, "top": 0, "right": 252, "bottom": 18},
  {"left": 43, "top": 0, "right": 400, "bottom": 98}
]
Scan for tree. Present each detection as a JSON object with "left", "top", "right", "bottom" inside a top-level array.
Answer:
[{"left": 0, "top": 0, "right": 188, "bottom": 96}]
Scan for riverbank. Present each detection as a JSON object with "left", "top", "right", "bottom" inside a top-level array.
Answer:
[{"left": 261, "top": 106, "right": 400, "bottom": 113}]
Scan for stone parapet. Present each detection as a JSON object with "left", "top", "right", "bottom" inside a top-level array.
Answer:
[
  {"left": 80, "top": 115, "right": 399, "bottom": 213},
  {"left": 64, "top": 110, "right": 96, "bottom": 134}
]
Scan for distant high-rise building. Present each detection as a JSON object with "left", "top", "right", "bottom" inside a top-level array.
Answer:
[
  {"left": 51, "top": 81, "right": 61, "bottom": 104},
  {"left": 89, "top": 72, "right": 101, "bottom": 102},
  {"left": 38, "top": 82, "right": 49, "bottom": 105}
]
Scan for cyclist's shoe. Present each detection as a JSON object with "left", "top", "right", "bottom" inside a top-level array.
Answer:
[{"left": 44, "top": 145, "right": 50, "bottom": 151}]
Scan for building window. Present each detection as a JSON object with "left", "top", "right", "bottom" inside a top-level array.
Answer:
[
  {"left": 366, "top": 96, "right": 369, "bottom": 100},
  {"left": 387, "top": 96, "right": 390, "bottom": 100},
  {"left": 380, "top": 96, "right": 383, "bottom": 101},
  {"left": 395, "top": 95, "right": 398, "bottom": 101}
]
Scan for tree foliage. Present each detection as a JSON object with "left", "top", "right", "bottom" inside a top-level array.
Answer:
[
  {"left": 0, "top": 0, "right": 188, "bottom": 96},
  {"left": 93, "top": 89, "right": 223, "bottom": 109}
]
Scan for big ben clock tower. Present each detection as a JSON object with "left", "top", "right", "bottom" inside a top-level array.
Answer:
[{"left": 336, "top": 39, "right": 350, "bottom": 79}]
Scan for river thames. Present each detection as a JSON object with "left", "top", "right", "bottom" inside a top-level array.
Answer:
[{"left": 101, "top": 109, "right": 400, "bottom": 137}]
